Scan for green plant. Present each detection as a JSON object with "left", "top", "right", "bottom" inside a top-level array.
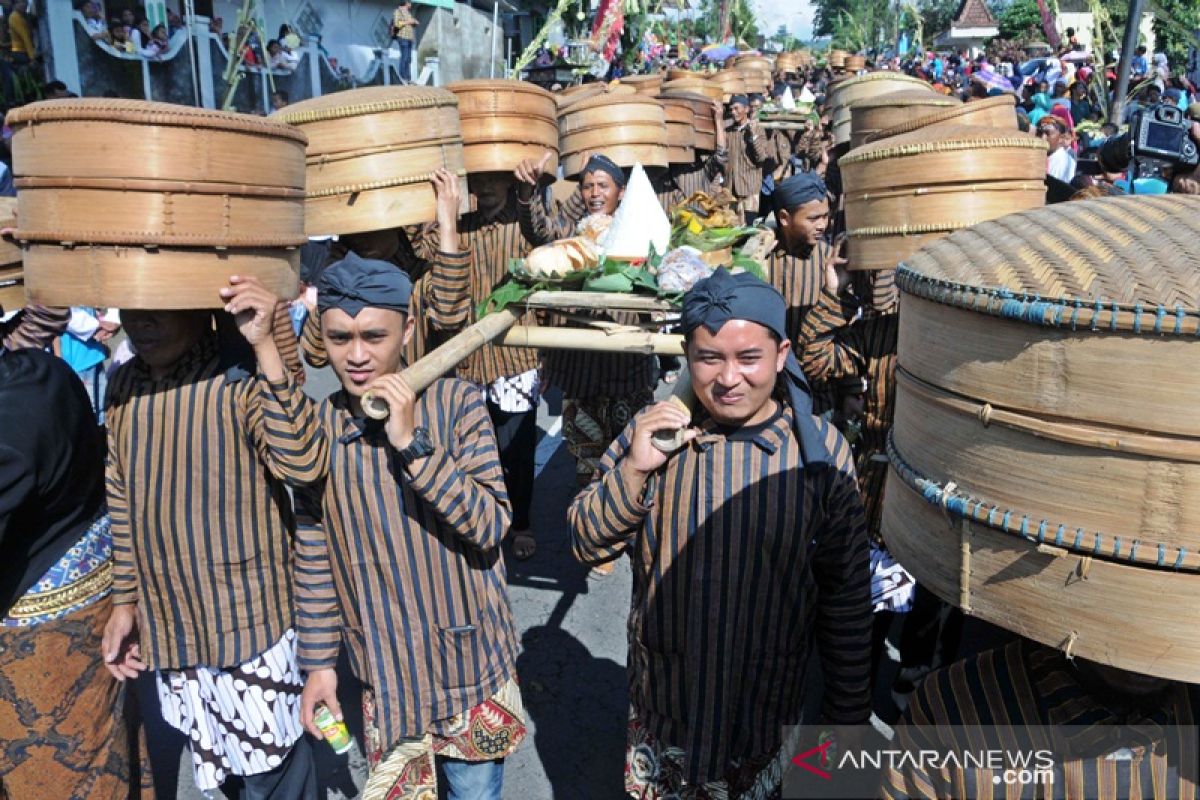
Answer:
[{"left": 993, "top": 0, "right": 1041, "bottom": 41}]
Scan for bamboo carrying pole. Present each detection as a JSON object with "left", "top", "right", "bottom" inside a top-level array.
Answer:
[{"left": 498, "top": 326, "right": 684, "bottom": 354}]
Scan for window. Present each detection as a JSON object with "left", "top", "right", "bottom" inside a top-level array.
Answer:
[{"left": 294, "top": 1, "right": 323, "bottom": 37}]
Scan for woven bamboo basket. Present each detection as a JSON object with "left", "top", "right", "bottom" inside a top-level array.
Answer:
[
  {"left": 660, "top": 78, "right": 725, "bottom": 102},
  {"left": 9, "top": 99, "right": 305, "bottom": 307},
  {"left": 0, "top": 198, "right": 19, "bottom": 268},
  {"left": 775, "top": 53, "right": 801, "bottom": 74},
  {"left": 555, "top": 85, "right": 609, "bottom": 111},
  {"left": 557, "top": 94, "right": 668, "bottom": 177},
  {"left": 849, "top": 89, "right": 959, "bottom": 148},
  {"left": 273, "top": 86, "right": 468, "bottom": 236},
  {"left": 884, "top": 194, "right": 1200, "bottom": 682},
  {"left": 667, "top": 68, "right": 701, "bottom": 80},
  {"left": 732, "top": 54, "right": 772, "bottom": 72},
  {"left": 845, "top": 54, "right": 866, "bottom": 71},
  {"left": 736, "top": 67, "right": 772, "bottom": 95},
  {"left": 870, "top": 93, "right": 1017, "bottom": 142},
  {"left": 708, "top": 69, "right": 749, "bottom": 101},
  {"left": 661, "top": 92, "right": 717, "bottom": 150},
  {"left": 840, "top": 125, "right": 1046, "bottom": 270},
  {"left": 659, "top": 97, "right": 696, "bottom": 163},
  {"left": 827, "top": 72, "right": 931, "bottom": 145},
  {"left": 619, "top": 74, "right": 664, "bottom": 95},
  {"left": 448, "top": 79, "right": 558, "bottom": 175},
  {"left": 829, "top": 49, "right": 848, "bottom": 69},
  {"left": 0, "top": 268, "right": 22, "bottom": 311}
]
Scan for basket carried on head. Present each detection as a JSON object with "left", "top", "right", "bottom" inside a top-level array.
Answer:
[
  {"left": 840, "top": 124, "right": 1046, "bottom": 270},
  {"left": 826, "top": 72, "right": 932, "bottom": 146},
  {"left": 660, "top": 92, "right": 717, "bottom": 151},
  {"left": 850, "top": 89, "right": 960, "bottom": 148},
  {"left": 868, "top": 93, "right": 1018, "bottom": 142},
  {"left": 447, "top": 79, "right": 558, "bottom": 176},
  {"left": 557, "top": 94, "right": 668, "bottom": 178},
  {"left": 884, "top": 194, "right": 1200, "bottom": 683},
  {"left": 273, "top": 86, "right": 468, "bottom": 237},
  {"left": 660, "top": 77, "right": 724, "bottom": 102},
  {"left": 9, "top": 99, "right": 307, "bottom": 309}
]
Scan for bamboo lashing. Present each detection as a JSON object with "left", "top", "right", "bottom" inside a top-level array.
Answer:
[{"left": 883, "top": 194, "right": 1200, "bottom": 682}]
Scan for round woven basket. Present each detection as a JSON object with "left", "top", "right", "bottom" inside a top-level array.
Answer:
[
  {"left": 557, "top": 94, "right": 668, "bottom": 177},
  {"left": 660, "top": 78, "right": 725, "bottom": 102},
  {"left": 0, "top": 267, "right": 21, "bottom": 312},
  {"left": 775, "top": 53, "right": 800, "bottom": 74},
  {"left": 826, "top": 72, "right": 931, "bottom": 145},
  {"left": 9, "top": 99, "right": 306, "bottom": 308},
  {"left": 840, "top": 124, "right": 1046, "bottom": 270},
  {"left": 0, "top": 198, "right": 19, "bottom": 269},
  {"left": 660, "top": 92, "right": 717, "bottom": 150},
  {"left": 736, "top": 67, "right": 771, "bottom": 95},
  {"left": 555, "top": 84, "right": 608, "bottom": 111},
  {"left": 870, "top": 93, "right": 1018, "bottom": 141},
  {"left": 273, "top": 86, "right": 468, "bottom": 236},
  {"left": 732, "top": 54, "right": 772, "bottom": 72},
  {"left": 618, "top": 74, "right": 664, "bottom": 94},
  {"left": 667, "top": 68, "right": 701, "bottom": 81},
  {"left": 849, "top": 89, "right": 959, "bottom": 148},
  {"left": 885, "top": 194, "right": 1200, "bottom": 682},
  {"left": 448, "top": 79, "right": 558, "bottom": 175},
  {"left": 659, "top": 97, "right": 697, "bottom": 162},
  {"left": 845, "top": 54, "right": 866, "bottom": 71},
  {"left": 829, "top": 49, "right": 848, "bottom": 68},
  {"left": 708, "top": 69, "right": 749, "bottom": 101}
]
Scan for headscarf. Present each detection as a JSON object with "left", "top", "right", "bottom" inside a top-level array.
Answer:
[
  {"left": 1028, "top": 92, "right": 1052, "bottom": 125},
  {"left": 729, "top": 93, "right": 749, "bottom": 108},
  {"left": 772, "top": 171, "right": 827, "bottom": 211},
  {"left": 581, "top": 154, "right": 627, "bottom": 188},
  {"left": 317, "top": 250, "right": 413, "bottom": 318},
  {"left": 681, "top": 268, "right": 832, "bottom": 468}
]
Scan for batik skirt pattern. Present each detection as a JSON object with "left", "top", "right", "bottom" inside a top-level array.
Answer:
[
  {"left": 156, "top": 629, "right": 305, "bottom": 793},
  {"left": 361, "top": 677, "right": 526, "bottom": 800},
  {"left": 563, "top": 389, "right": 656, "bottom": 484}
]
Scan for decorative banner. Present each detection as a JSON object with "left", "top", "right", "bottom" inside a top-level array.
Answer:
[
  {"left": 1035, "top": 0, "right": 1060, "bottom": 50},
  {"left": 591, "top": 0, "right": 624, "bottom": 62}
]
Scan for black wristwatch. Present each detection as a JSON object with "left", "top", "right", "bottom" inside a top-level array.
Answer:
[{"left": 397, "top": 426, "right": 435, "bottom": 465}]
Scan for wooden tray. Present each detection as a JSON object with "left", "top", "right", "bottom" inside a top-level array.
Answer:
[
  {"left": 449, "top": 79, "right": 559, "bottom": 175},
  {"left": 273, "top": 86, "right": 468, "bottom": 236},
  {"left": 9, "top": 99, "right": 307, "bottom": 246},
  {"left": 558, "top": 94, "right": 668, "bottom": 177},
  {"left": 850, "top": 89, "right": 959, "bottom": 148},
  {"left": 21, "top": 242, "right": 298, "bottom": 309},
  {"left": 870, "top": 93, "right": 1018, "bottom": 142}
]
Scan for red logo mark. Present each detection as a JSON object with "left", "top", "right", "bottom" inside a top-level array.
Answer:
[{"left": 792, "top": 740, "right": 835, "bottom": 780}]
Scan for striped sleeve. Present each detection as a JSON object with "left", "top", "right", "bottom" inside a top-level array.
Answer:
[
  {"left": 518, "top": 189, "right": 584, "bottom": 245},
  {"left": 811, "top": 420, "right": 872, "bottom": 724},
  {"left": 799, "top": 288, "right": 862, "bottom": 381},
  {"left": 403, "top": 382, "right": 512, "bottom": 551},
  {"left": 271, "top": 300, "right": 305, "bottom": 386},
  {"left": 2, "top": 305, "right": 69, "bottom": 351},
  {"left": 294, "top": 488, "right": 342, "bottom": 671},
  {"left": 299, "top": 310, "right": 328, "bottom": 368},
  {"left": 567, "top": 422, "right": 650, "bottom": 565},
  {"left": 244, "top": 372, "right": 328, "bottom": 486},
  {"left": 704, "top": 147, "right": 728, "bottom": 183},
  {"left": 104, "top": 391, "right": 137, "bottom": 605},
  {"left": 747, "top": 125, "right": 770, "bottom": 165},
  {"left": 425, "top": 248, "right": 473, "bottom": 331}
]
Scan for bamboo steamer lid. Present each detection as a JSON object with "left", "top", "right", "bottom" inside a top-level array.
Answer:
[
  {"left": 845, "top": 54, "right": 866, "bottom": 71},
  {"left": 9, "top": 99, "right": 306, "bottom": 308},
  {"left": 660, "top": 78, "right": 724, "bottom": 102},
  {"left": 840, "top": 124, "right": 1045, "bottom": 270},
  {"left": 869, "top": 93, "right": 1017, "bottom": 142},
  {"left": 884, "top": 194, "right": 1200, "bottom": 682},
  {"left": 274, "top": 86, "right": 468, "bottom": 236},
  {"left": 447, "top": 79, "right": 558, "bottom": 175},
  {"left": 557, "top": 93, "right": 668, "bottom": 177},
  {"left": 619, "top": 74, "right": 664, "bottom": 94},
  {"left": 849, "top": 89, "right": 959, "bottom": 148},
  {"left": 827, "top": 72, "right": 931, "bottom": 145},
  {"left": 662, "top": 92, "right": 717, "bottom": 150},
  {"left": 659, "top": 97, "right": 697, "bottom": 163},
  {"left": 0, "top": 267, "right": 22, "bottom": 312},
  {"left": 708, "top": 69, "right": 748, "bottom": 101}
]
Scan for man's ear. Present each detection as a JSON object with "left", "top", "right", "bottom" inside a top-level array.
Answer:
[
  {"left": 401, "top": 314, "right": 416, "bottom": 348},
  {"left": 776, "top": 337, "right": 791, "bottom": 373}
]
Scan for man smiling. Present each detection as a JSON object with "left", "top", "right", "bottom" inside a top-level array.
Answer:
[
  {"left": 767, "top": 171, "right": 843, "bottom": 344},
  {"left": 569, "top": 268, "right": 872, "bottom": 798}
]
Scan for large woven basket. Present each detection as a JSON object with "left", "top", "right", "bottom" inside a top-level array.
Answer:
[
  {"left": 849, "top": 89, "right": 959, "bottom": 148},
  {"left": 869, "top": 93, "right": 1017, "bottom": 142},
  {"left": 659, "top": 96, "right": 698, "bottom": 162},
  {"left": 557, "top": 94, "right": 668, "bottom": 177},
  {"left": 884, "top": 194, "right": 1200, "bottom": 682},
  {"left": 661, "top": 92, "right": 717, "bottom": 151},
  {"left": 708, "top": 69, "right": 749, "bottom": 101},
  {"left": 9, "top": 99, "right": 306, "bottom": 308},
  {"left": 0, "top": 268, "right": 21, "bottom": 312},
  {"left": 618, "top": 74, "right": 664, "bottom": 95},
  {"left": 273, "top": 86, "right": 468, "bottom": 236},
  {"left": 840, "top": 124, "right": 1045, "bottom": 270},
  {"left": 829, "top": 49, "right": 848, "bottom": 69},
  {"left": 826, "top": 72, "right": 931, "bottom": 145},
  {"left": 845, "top": 54, "right": 866, "bottom": 71},
  {"left": 660, "top": 78, "right": 725, "bottom": 102},
  {"left": 448, "top": 79, "right": 558, "bottom": 175},
  {"left": 667, "top": 68, "right": 700, "bottom": 81}
]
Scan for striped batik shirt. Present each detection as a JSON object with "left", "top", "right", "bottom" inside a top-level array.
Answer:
[
  {"left": 411, "top": 201, "right": 540, "bottom": 387},
  {"left": 271, "top": 300, "right": 305, "bottom": 386},
  {"left": 884, "top": 638, "right": 1200, "bottom": 800},
  {"left": 724, "top": 121, "right": 770, "bottom": 208},
  {"left": 292, "top": 378, "right": 517, "bottom": 755},
  {"left": 2, "top": 304, "right": 69, "bottom": 352},
  {"left": 517, "top": 185, "right": 658, "bottom": 399},
  {"left": 799, "top": 275, "right": 898, "bottom": 538},
  {"left": 105, "top": 333, "right": 325, "bottom": 670},
  {"left": 568, "top": 404, "right": 872, "bottom": 784},
  {"left": 671, "top": 149, "right": 729, "bottom": 198},
  {"left": 767, "top": 242, "right": 829, "bottom": 345}
]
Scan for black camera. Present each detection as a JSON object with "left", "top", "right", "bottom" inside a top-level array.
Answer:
[{"left": 1097, "top": 103, "right": 1200, "bottom": 174}]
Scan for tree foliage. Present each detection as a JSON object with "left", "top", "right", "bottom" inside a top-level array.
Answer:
[{"left": 993, "top": 0, "right": 1042, "bottom": 41}]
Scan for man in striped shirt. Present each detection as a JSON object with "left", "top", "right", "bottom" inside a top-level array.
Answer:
[
  {"left": 569, "top": 268, "right": 872, "bottom": 798},
  {"left": 100, "top": 276, "right": 324, "bottom": 798},
  {"left": 671, "top": 100, "right": 729, "bottom": 198},
  {"left": 768, "top": 171, "right": 842, "bottom": 350},
  {"left": 725, "top": 94, "right": 770, "bottom": 223},
  {"left": 1, "top": 303, "right": 69, "bottom": 352},
  {"left": 293, "top": 237, "right": 524, "bottom": 799}
]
